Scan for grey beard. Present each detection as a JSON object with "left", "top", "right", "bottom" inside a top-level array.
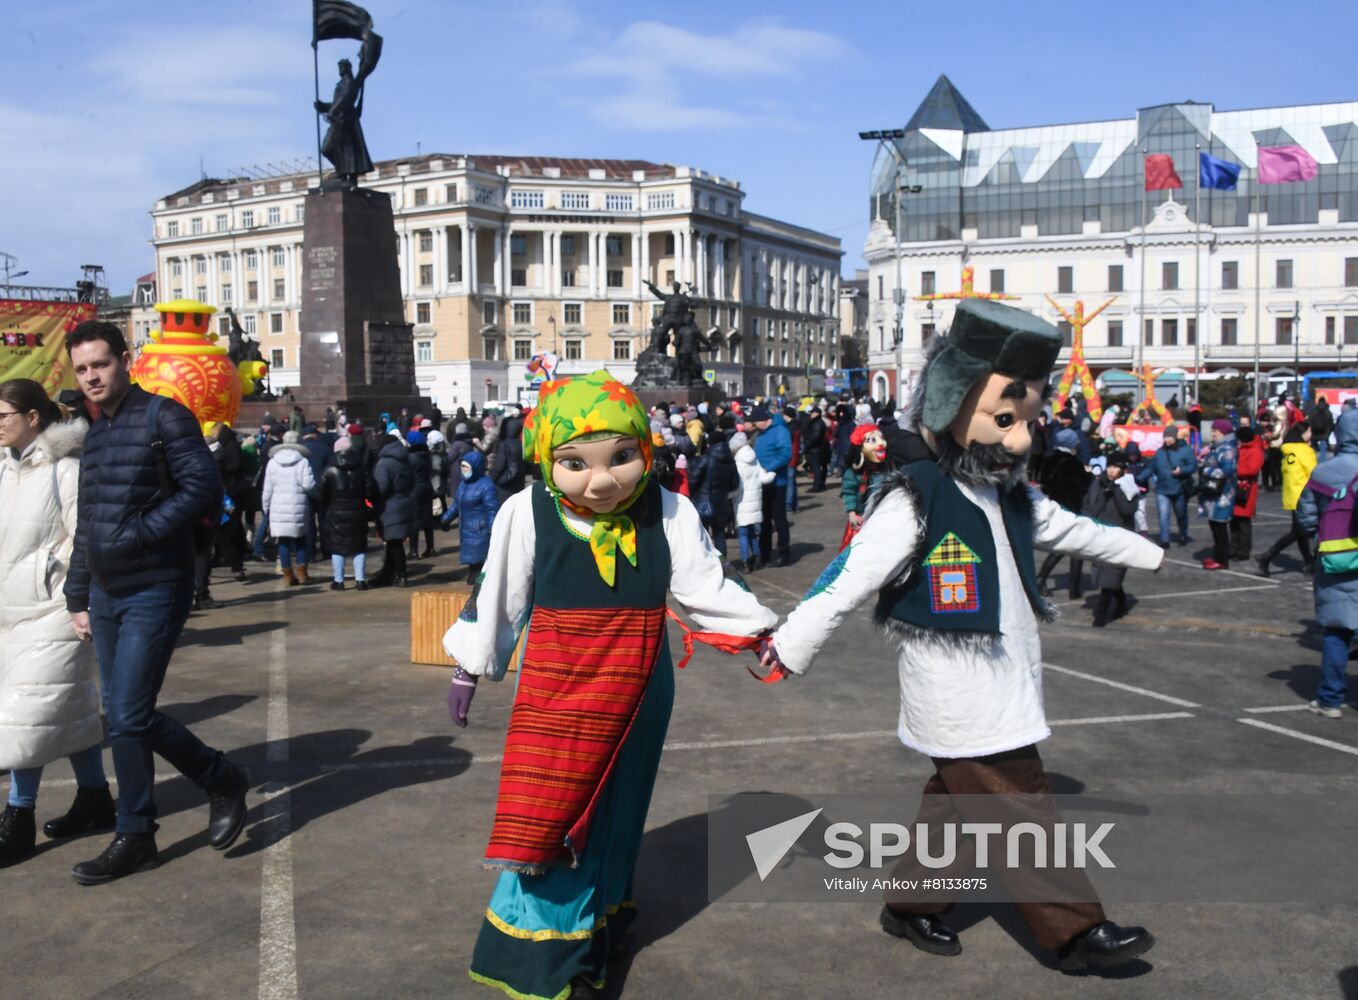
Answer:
[{"left": 935, "top": 435, "right": 1029, "bottom": 490}]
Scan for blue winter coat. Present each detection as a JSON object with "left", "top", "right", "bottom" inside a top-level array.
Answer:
[
  {"left": 373, "top": 437, "right": 415, "bottom": 539},
  {"left": 1141, "top": 438, "right": 1197, "bottom": 497},
  {"left": 1201, "top": 434, "right": 1238, "bottom": 523},
  {"left": 1298, "top": 409, "right": 1358, "bottom": 630},
  {"left": 450, "top": 450, "right": 499, "bottom": 565},
  {"left": 754, "top": 418, "right": 792, "bottom": 488}
]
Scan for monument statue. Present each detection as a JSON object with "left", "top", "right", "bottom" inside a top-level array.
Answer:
[
  {"left": 643, "top": 279, "right": 693, "bottom": 355},
  {"left": 312, "top": 2, "right": 383, "bottom": 189},
  {"left": 633, "top": 281, "right": 718, "bottom": 389}
]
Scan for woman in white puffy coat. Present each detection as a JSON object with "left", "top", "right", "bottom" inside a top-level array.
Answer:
[
  {"left": 0, "top": 379, "right": 112, "bottom": 866},
  {"left": 731, "top": 431, "right": 776, "bottom": 573},
  {"left": 262, "top": 430, "right": 318, "bottom": 584}
]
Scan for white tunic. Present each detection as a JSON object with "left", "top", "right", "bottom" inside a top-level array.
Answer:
[
  {"left": 444, "top": 486, "right": 778, "bottom": 678},
  {"left": 773, "top": 482, "right": 1164, "bottom": 759}
]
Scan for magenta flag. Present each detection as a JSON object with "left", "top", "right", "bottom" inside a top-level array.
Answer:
[{"left": 1257, "top": 145, "right": 1319, "bottom": 184}]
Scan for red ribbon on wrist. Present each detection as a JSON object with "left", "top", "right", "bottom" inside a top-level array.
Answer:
[{"left": 664, "top": 608, "right": 787, "bottom": 683}]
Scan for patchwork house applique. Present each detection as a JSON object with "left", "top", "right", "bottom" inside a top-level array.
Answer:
[{"left": 924, "top": 532, "right": 981, "bottom": 614}]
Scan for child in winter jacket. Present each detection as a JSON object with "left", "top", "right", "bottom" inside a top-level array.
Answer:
[{"left": 732, "top": 431, "right": 775, "bottom": 573}]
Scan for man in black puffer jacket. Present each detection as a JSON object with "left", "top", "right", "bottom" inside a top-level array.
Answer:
[{"left": 62, "top": 321, "right": 249, "bottom": 886}]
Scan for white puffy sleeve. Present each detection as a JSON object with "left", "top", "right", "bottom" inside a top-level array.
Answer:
[
  {"left": 771, "top": 486, "right": 918, "bottom": 676},
  {"left": 442, "top": 488, "right": 536, "bottom": 679},
  {"left": 1030, "top": 486, "right": 1163, "bottom": 570},
  {"left": 661, "top": 488, "right": 777, "bottom": 636}
]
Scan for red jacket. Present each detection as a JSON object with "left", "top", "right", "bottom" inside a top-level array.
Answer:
[{"left": 1233, "top": 434, "right": 1266, "bottom": 518}]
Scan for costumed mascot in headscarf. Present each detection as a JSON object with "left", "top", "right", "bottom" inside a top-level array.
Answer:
[
  {"left": 762, "top": 300, "right": 1164, "bottom": 972},
  {"left": 443, "top": 369, "right": 777, "bottom": 1000}
]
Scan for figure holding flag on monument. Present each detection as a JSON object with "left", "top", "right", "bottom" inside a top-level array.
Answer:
[{"left": 312, "top": 1, "right": 383, "bottom": 188}]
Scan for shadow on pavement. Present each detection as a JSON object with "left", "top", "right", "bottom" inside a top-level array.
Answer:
[
  {"left": 157, "top": 694, "right": 259, "bottom": 728},
  {"left": 178, "top": 620, "right": 288, "bottom": 647}
]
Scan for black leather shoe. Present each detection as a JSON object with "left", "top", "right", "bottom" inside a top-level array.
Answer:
[
  {"left": 207, "top": 765, "right": 250, "bottom": 851},
  {"left": 1058, "top": 921, "right": 1154, "bottom": 972},
  {"left": 772, "top": 553, "right": 791, "bottom": 569},
  {"left": 744, "top": 557, "right": 758, "bottom": 574},
  {"left": 355, "top": 581, "right": 369, "bottom": 591},
  {"left": 0, "top": 805, "right": 37, "bottom": 867},
  {"left": 879, "top": 906, "right": 962, "bottom": 956},
  {"left": 72, "top": 830, "right": 159, "bottom": 885},
  {"left": 330, "top": 581, "right": 345, "bottom": 591},
  {"left": 43, "top": 784, "right": 116, "bottom": 839}
]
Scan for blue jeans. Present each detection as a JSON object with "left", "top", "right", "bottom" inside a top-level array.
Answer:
[
  {"left": 331, "top": 552, "right": 367, "bottom": 582},
  {"left": 1317, "top": 627, "right": 1353, "bottom": 708},
  {"left": 8, "top": 745, "right": 107, "bottom": 809},
  {"left": 90, "top": 578, "right": 228, "bottom": 832},
  {"left": 786, "top": 470, "right": 799, "bottom": 512},
  {"left": 1316, "top": 439, "right": 1329, "bottom": 462},
  {"left": 276, "top": 536, "right": 307, "bottom": 569},
  {"left": 1155, "top": 491, "right": 1190, "bottom": 544},
  {"left": 252, "top": 511, "right": 270, "bottom": 557},
  {"left": 737, "top": 525, "right": 760, "bottom": 563}
]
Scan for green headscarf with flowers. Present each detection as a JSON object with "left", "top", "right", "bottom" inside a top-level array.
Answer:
[{"left": 522, "top": 370, "right": 653, "bottom": 586}]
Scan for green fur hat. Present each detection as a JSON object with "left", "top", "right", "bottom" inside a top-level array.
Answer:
[{"left": 919, "top": 299, "right": 1062, "bottom": 433}]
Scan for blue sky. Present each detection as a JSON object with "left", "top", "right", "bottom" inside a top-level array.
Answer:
[{"left": 5, "top": 0, "right": 1354, "bottom": 294}]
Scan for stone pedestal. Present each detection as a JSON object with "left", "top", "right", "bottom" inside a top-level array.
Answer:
[
  {"left": 629, "top": 347, "right": 723, "bottom": 409},
  {"left": 293, "top": 186, "right": 429, "bottom": 423}
]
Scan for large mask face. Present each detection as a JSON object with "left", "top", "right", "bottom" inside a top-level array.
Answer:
[
  {"left": 550, "top": 434, "right": 647, "bottom": 513},
  {"left": 859, "top": 429, "right": 887, "bottom": 465},
  {"left": 950, "top": 372, "right": 1047, "bottom": 457}
]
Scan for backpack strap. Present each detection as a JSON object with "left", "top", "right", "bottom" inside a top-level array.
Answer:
[{"left": 145, "top": 393, "right": 174, "bottom": 498}]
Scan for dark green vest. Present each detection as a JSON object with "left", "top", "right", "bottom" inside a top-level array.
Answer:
[
  {"left": 530, "top": 479, "right": 670, "bottom": 610},
  {"left": 875, "top": 461, "right": 1044, "bottom": 636}
]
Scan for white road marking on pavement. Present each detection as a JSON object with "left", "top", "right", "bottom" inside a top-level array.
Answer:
[
  {"left": 258, "top": 629, "right": 298, "bottom": 1000},
  {"left": 1162, "top": 556, "right": 1281, "bottom": 584},
  {"left": 1047, "top": 711, "right": 1196, "bottom": 726},
  {"left": 1043, "top": 662, "right": 1202, "bottom": 708},
  {"left": 1237, "top": 717, "right": 1358, "bottom": 756},
  {"left": 1242, "top": 704, "right": 1311, "bottom": 714},
  {"left": 1055, "top": 584, "right": 1277, "bottom": 604},
  {"left": 748, "top": 577, "right": 806, "bottom": 601}
]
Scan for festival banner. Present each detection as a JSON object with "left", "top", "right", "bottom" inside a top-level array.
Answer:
[
  {"left": 0, "top": 300, "right": 95, "bottom": 396},
  {"left": 1111, "top": 422, "right": 1182, "bottom": 456}
]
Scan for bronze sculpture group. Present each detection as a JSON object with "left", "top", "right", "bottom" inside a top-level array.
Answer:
[{"left": 637, "top": 280, "right": 720, "bottom": 388}]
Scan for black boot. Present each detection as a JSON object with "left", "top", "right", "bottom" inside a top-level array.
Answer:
[
  {"left": 1255, "top": 555, "right": 1271, "bottom": 578},
  {"left": 43, "top": 784, "right": 116, "bottom": 839},
  {"left": 1058, "top": 921, "right": 1154, "bottom": 972},
  {"left": 745, "top": 557, "right": 758, "bottom": 574},
  {"left": 1038, "top": 575, "right": 1054, "bottom": 597},
  {"left": 0, "top": 804, "right": 36, "bottom": 867},
  {"left": 1113, "top": 588, "right": 1129, "bottom": 620},
  {"left": 207, "top": 764, "right": 250, "bottom": 851},
  {"left": 72, "top": 829, "right": 159, "bottom": 885},
  {"left": 879, "top": 906, "right": 962, "bottom": 956},
  {"left": 1091, "top": 591, "right": 1114, "bottom": 628}
]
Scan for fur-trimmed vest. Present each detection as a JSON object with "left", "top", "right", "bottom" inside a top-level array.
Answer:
[{"left": 873, "top": 460, "right": 1049, "bottom": 639}]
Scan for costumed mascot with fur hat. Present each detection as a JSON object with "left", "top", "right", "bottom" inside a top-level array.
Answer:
[{"left": 762, "top": 299, "right": 1164, "bottom": 972}]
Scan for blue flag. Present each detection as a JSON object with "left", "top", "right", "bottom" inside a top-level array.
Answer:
[{"left": 1199, "top": 152, "right": 1241, "bottom": 191}]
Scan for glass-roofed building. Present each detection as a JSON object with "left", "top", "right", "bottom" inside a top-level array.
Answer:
[{"left": 864, "top": 76, "right": 1358, "bottom": 405}]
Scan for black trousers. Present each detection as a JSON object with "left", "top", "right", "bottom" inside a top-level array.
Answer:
[
  {"left": 808, "top": 449, "right": 827, "bottom": 491},
  {"left": 382, "top": 539, "right": 408, "bottom": 581},
  {"left": 1261, "top": 511, "right": 1314, "bottom": 568},
  {"left": 1038, "top": 551, "right": 1084, "bottom": 595},
  {"left": 759, "top": 483, "right": 790, "bottom": 561},
  {"left": 1229, "top": 516, "right": 1253, "bottom": 561},
  {"left": 1209, "top": 520, "right": 1232, "bottom": 565}
]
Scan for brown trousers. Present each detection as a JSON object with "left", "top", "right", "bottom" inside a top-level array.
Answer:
[{"left": 884, "top": 744, "right": 1105, "bottom": 951}]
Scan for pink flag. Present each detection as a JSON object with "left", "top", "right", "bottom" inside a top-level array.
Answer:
[{"left": 1257, "top": 145, "right": 1319, "bottom": 184}]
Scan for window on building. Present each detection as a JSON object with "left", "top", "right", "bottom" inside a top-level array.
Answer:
[
  {"left": 1108, "top": 320, "right": 1123, "bottom": 347},
  {"left": 665, "top": 269, "right": 675, "bottom": 285},
  {"left": 194, "top": 257, "right": 207, "bottom": 275},
  {"left": 512, "top": 302, "right": 532, "bottom": 325},
  {"left": 1275, "top": 316, "right": 1294, "bottom": 345},
  {"left": 1057, "top": 266, "right": 1073, "bottom": 294},
  {"left": 267, "top": 207, "right": 281, "bottom": 225},
  {"left": 242, "top": 314, "right": 257, "bottom": 335},
  {"left": 989, "top": 269, "right": 1005, "bottom": 294},
  {"left": 563, "top": 302, "right": 582, "bottom": 325},
  {"left": 606, "top": 236, "right": 623, "bottom": 258},
  {"left": 560, "top": 235, "right": 576, "bottom": 256},
  {"left": 483, "top": 336, "right": 500, "bottom": 361},
  {"left": 1346, "top": 316, "right": 1358, "bottom": 345},
  {"left": 196, "top": 284, "right": 207, "bottom": 301},
  {"left": 604, "top": 194, "right": 634, "bottom": 212},
  {"left": 513, "top": 338, "right": 533, "bottom": 361},
  {"left": 510, "top": 190, "right": 545, "bottom": 209},
  {"left": 613, "top": 338, "right": 632, "bottom": 362},
  {"left": 482, "top": 301, "right": 497, "bottom": 325},
  {"left": 1276, "top": 259, "right": 1293, "bottom": 289},
  {"left": 166, "top": 220, "right": 179, "bottom": 238},
  {"left": 781, "top": 321, "right": 789, "bottom": 340},
  {"left": 445, "top": 183, "right": 459, "bottom": 203},
  {"left": 564, "top": 339, "right": 583, "bottom": 360},
  {"left": 1108, "top": 265, "right": 1123, "bottom": 292},
  {"left": 415, "top": 302, "right": 431, "bottom": 324},
  {"left": 245, "top": 250, "right": 258, "bottom": 269},
  {"left": 510, "top": 235, "right": 527, "bottom": 257},
  {"left": 612, "top": 303, "right": 630, "bottom": 326},
  {"left": 419, "top": 264, "right": 433, "bottom": 287},
  {"left": 219, "top": 254, "right": 232, "bottom": 273},
  {"left": 561, "top": 192, "right": 590, "bottom": 210},
  {"left": 215, "top": 213, "right": 228, "bottom": 232},
  {"left": 1221, "top": 261, "right": 1238, "bottom": 290},
  {"left": 920, "top": 271, "right": 936, "bottom": 296},
  {"left": 1222, "top": 318, "right": 1238, "bottom": 346},
  {"left": 272, "top": 248, "right": 285, "bottom": 267},
  {"left": 216, "top": 318, "right": 230, "bottom": 338},
  {"left": 191, "top": 217, "right": 203, "bottom": 235},
  {"left": 922, "top": 323, "right": 936, "bottom": 344},
  {"left": 474, "top": 185, "right": 498, "bottom": 206},
  {"left": 1187, "top": 318, "right": 1197, "bottom": 345},
  {"left": 416, "top": 340, "right": 433, "bottom": 363},
  {"left": 171, "top": 260, "right": 184, "bottom": 277},
  {"left": 241, "top": 210, "right": 255, "bottom": 228},
  {"left": 172, "top": 287, "right": 183, "bottom": 300},
  {"left": 562, "top": 271, "right": 576, "bottom": 287},
  {"left": 1346, "top": 258, "right": 1358, "bottom": 287},
  {"left": 1057, "top": 321, "right": 1073, "bottom": 347},
  {"left": 1162, "top": 319, "right": 1178, "bottom": 346},
  {"left": 419, "top": 232, "right": 433, "bottom": 253},
  {"left": 221, "top": 283, "right": 233, "bottom": 304},
  {"left": 1162, "top": 262, "right": 1179, "bottom": 291},
  {"left": 413, "top": 188, "right": 428, "bottom": 207},
  {"left": 511, "top": 269, "right": 527, "bottom": 287},
  {"left": 295, "top": 205, "right": 304, "bottom": 222},
  {"left": 664, "top": 234, "right": 676, "bottom": 255},
  {"left": 1326, "top": 316, "right": 1336, "bottom": 344},
  {"left": 647, "top": 191, "right": 676, "bottom": 211},
  {"left": 1143, "top": 319, "right": 1154, "bottom": 346},
  {"left": 269, "top": 312, "right": 283, "bottom": 334},
  {"left": 270, "top": 348, "right": 285, "bottom": 369},
  {"left": 606, "top": 269, "right": 623, "bottom": 288},
  {"left": 247, "top": 280, "right": 258, "bottom": 301}
]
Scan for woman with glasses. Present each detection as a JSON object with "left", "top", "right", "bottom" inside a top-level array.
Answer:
[{"left": 0, "top": 378, "right": 111, "bottom": 866}]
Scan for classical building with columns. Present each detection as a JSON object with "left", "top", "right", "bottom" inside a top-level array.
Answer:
[
  {"left": 864, "top": 76, "right": 1358, "bottom": 405},
  {"left": 151, "top": 154, "right": 840, "bottom": 409}
]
